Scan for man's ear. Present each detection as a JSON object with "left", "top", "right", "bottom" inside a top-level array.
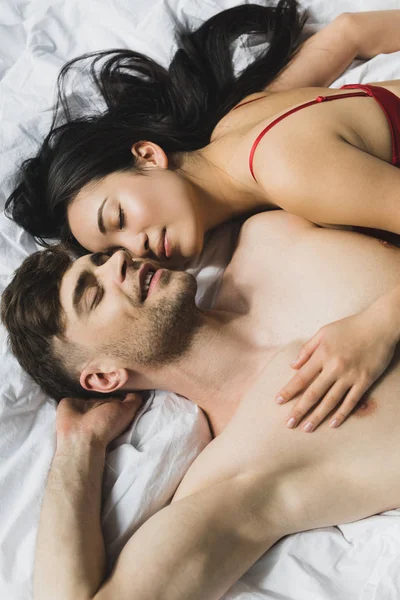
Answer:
[
  {"left": 80, "top": 367, "right": 129, "bottom": 394},
  {"left": 131, "top": 141, "right": 168, "bottom": 169}
]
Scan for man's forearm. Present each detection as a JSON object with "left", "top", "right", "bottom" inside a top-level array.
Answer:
[
  {"left": 34, "top": 437, "right": 107, "bottom": 600},
  {"left": 34, "top": 433, "right": 287, "bottom": 600}
]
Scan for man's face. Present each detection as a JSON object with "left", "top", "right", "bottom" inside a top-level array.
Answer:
[{"left": 59, "top": 250, "right": 199, "bottom": 378}]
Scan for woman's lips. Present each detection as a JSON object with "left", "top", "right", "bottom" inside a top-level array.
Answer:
[
  {"left": 164, "top": 230, "right": 172, "bottom": 258},
  {"left": 155, "top": 230, "right": 170, "bottom": 260}
]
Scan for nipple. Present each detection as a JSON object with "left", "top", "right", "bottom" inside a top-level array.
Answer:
[{"left": 353, "top": 395, "right": 377, "bottom": 418}]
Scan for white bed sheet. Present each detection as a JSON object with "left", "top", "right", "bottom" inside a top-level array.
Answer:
[{"left": 2, "top": 1, "right": 400, "bottom": 599}]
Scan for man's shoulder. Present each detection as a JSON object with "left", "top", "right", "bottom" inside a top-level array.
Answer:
[
  {"left": 224, "top": 212, "right": 317, "bottom": 285},
  {"left": 238, "top": 211, "right": 317, "bottom": 248}
]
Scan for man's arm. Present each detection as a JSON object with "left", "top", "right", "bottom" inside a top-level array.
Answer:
[
  {"left": 268, "top": 11, "right": 400, "bottom": 93},
  {"left": 34, "top": 397, "right": 287, "bottom": 600}
]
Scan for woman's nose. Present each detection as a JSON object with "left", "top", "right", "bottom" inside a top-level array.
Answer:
[{"left": 126, "top": 232, "right": 149, "bottom": 258}]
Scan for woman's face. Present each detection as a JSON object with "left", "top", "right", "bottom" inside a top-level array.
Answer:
[{"left": 68, "top": 168, "right": 204, "bottom": 267}]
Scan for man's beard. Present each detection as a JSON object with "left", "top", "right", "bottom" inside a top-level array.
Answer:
[{"left": 104, "top": 270, "right": 200, "bottom": 369}]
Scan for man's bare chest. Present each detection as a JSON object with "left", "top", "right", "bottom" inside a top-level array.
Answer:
[{"left": 178, "top": 211, "right": 400, "bottom": 531}]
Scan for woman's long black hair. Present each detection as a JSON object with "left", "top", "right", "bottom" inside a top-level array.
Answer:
[{"left": 5, "top": 0, "right": 306, "bottom": 247}]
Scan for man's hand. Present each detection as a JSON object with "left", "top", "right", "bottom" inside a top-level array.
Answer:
[
  {"left": 35, "top": 393, "right": 142, "bottom": 600},
  {"left": 274, "top": 310, "right": 397, "bottom": 433},
  {"left": 56, "top": 393, "right": 143, "bottom": 448}
]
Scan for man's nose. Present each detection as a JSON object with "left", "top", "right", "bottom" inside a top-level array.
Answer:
[{"left": 102, "top": 249, "right": 129, "bottom": 283}]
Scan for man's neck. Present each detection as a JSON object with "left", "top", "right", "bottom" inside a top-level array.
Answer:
[{"left": 135, "top": 309, "right": 277, "bottom": 434}]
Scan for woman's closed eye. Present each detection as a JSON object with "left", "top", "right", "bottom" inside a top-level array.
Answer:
[{"left": 118, "top": 205, "right": 125, "bottom": 230}]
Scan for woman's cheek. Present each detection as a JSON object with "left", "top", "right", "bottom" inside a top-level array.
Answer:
[{"left": 129, "top": 203, "right": 153, "bottom": 230}]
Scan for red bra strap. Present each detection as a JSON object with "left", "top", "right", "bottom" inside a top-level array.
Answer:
[
  {"left": 232, "top": 96, "right": 266, "bottom": 111},
  {"left": 249, "top": 91, "right": 368, "bottom": 182}
]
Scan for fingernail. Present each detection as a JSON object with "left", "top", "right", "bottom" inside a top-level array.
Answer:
[
  {"left": 290, "top": 360, "right": 298, "bottom": 367},
  {"left": 330, "top": 419, "right": 339, "bottom": 428},
  {"left": 276, "top": 396, "right": 284, "bottom": 404},
  {"left": 286, "top": 417, "right": 296, "bottom": 428},
  {"left": 303, "top": 421, "right": 314, "bottom": 433}
]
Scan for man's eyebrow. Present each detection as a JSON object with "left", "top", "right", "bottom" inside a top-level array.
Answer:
[
  {"left": 90, "top": 252, "right": 106, "bottom": 266},
  {"left": 97, "top": 198, "right": 108, "bottom": 235},
  {"left": 72, "top": 270, "right": 92, "bottom": 316}
]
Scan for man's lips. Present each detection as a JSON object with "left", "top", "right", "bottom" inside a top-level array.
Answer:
[
  {"left": 138, "top": 262, "right": 166, "bottom": 301},
  {"left": 146, "top": 269, "right": 164, "bottom": 298},
  {"left": 138, "top": 263, "right": 156, "bottom": 301}
]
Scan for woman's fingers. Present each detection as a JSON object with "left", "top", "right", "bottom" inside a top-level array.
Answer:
[
  {"left": 288, "top": 382, "right": 367, "bottom": 433},
  {"left": 285, "top": 371, "right": 336, "bottom": 430},
  {"left": 276, "top": 357, "right": 321, "bottom": 405},
  {"left": 298, "top": 381, "right": 351, "bottom": 432},
  {"left": 328, "top": 385, "right": 367, "bottom": 429},
  {"left": 290, "top": 330, "right": 323, "bottom": 369}
]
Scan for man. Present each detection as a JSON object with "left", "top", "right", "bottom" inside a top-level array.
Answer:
[{"left": 3, "top": 211, "right": 400, "bottom": 599}]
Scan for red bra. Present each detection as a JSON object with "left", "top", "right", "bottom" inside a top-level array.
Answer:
[{"left": 233, "top": 84, "right": 400, "bottom": 182}]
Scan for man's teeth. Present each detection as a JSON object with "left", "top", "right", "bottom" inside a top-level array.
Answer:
[{"left": 143, "top": 271, "right": 155, "bottom": 298}]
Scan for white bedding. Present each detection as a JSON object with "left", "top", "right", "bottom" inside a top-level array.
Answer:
[{"left": 2, "top": 1, "right": 400, "bottom": 599}]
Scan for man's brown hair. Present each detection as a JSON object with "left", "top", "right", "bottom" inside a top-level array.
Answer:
[{"left": 1, "top": 246, "right": 104, "bottom": 401}]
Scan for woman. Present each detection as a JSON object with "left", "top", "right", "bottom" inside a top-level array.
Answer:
[{"left": 6, "top": 1, "right": 400, "bottom": 429}]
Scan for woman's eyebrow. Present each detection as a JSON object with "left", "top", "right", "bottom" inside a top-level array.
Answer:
[{"left": 97, "top": 198, "right": 108, "bottom": 234}]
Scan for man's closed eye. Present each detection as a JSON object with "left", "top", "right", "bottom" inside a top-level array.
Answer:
[
  {"left": 89, "top": 284, "right": 104, "bottom": 311},
  {"left": 90, "top": 252, "right": 110, "bottom": 266}
]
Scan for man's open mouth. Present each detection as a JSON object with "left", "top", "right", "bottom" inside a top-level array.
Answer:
[
  {"left": 138, "top": 262, "right": 165, "bottom": 301},
  {"left": 142, "top": 269, "right": 156, "bottom": 300}
]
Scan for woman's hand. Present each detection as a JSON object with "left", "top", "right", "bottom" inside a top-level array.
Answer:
[
  {"left": 56, "top": 393, "right": 143, "bottom": 449},
  {"left": 275, "top": 311, "right": 397, "bottom": 433}
]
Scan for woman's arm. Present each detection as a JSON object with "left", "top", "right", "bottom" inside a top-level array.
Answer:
[
  {"left": 268, "top": 10, "right": 400, "bottom": 93},
  {"left": 257, "top": 134, "right": 400, "bottom": 432},
  {"left": 275, "top": 299, "right": 398, "bottom": 433},
  {"left": 258, "top": 132, "right": 400, "bottom": 234}
]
